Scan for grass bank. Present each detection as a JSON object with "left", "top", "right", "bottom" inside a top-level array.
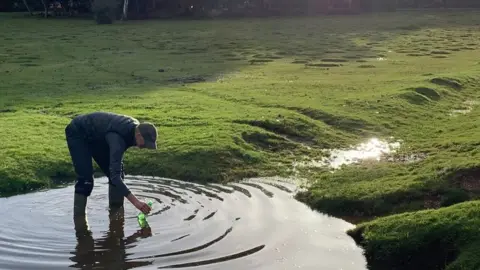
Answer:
[
  {"left": 2, "top": 10, "right": 480, "bottom": 269},
  {"left": 347, "top": 201, "right": 480, "bottom": 270}
]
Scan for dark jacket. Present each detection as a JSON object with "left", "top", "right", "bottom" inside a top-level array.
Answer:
[{"left": 71, "top": 112, "right": 139, "bottom": 197}]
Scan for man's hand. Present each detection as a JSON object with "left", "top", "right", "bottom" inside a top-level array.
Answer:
[
  {"left": 134, "top": 200, "right": 151, "bottom": 214},
  {"left": 127, "top": 193, "right": 151, "bottom": 214}
]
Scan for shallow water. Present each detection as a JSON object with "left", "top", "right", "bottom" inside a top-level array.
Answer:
[
  {"left": 296, "top": 137, "right": 401, "bottom": 169},
  {"left": 0, "top": 176, "right": 366, "bottom": 270},
  {"left": 449, "top": 100, "right": 478, "bottom": 116}
]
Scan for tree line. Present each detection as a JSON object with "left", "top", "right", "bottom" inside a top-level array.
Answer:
[{"left": 1, "top": 0, "right": 479, "bottom": 23}]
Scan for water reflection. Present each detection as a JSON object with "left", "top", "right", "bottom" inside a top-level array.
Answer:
[
  {"left": 326, "top": 138, "right": 401, "bottom": 168},
  {"left": 70, "top": 207, "right": 153, "bottom": 269},
  {"left": 449, "top": 100, "right": 478, "bottom": 116}
]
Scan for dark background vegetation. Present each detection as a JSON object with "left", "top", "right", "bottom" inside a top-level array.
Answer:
[{"left": 2, "top": 0, "right": 480, "bottom": 23}]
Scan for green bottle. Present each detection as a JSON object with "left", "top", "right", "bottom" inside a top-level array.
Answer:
[{"left": 137, "top": 201, "right": 153, "bottom": 229}]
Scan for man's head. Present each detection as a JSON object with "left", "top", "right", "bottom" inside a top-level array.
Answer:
[{"left": 134, "top": 122, "right": 158, "bottom": 149}]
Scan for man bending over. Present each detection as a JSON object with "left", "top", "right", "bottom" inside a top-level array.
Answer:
[{"left": 65, "top": 111, "right": 157, "bottom": 217}]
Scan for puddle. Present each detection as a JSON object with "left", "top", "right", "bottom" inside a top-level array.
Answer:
[
  {"left": 385, "top": 152, "right": 427, "bottom": 163},
  {"left": 449, "top": 100, "right": 478, "bottom": 116},
  {"left": 450, "top": 108, "right": 472, "bottom": 115},
  {"left": 295, "top": 138, "right": 401, "bottom": 169},
  {"left": 0, "top": 176, "right": 367, "bottom": 270}
]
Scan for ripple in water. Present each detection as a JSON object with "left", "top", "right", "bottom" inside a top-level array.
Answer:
[{"left": 0, "top": 176, "right": 367, "bottom": 270}]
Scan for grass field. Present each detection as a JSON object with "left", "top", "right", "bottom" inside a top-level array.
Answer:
[{"left": 1, "top": 10, "right": 480, "bottom": 269}]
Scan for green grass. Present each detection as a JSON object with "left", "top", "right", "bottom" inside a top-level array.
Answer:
[
  {"left": 347, "top": 201, "right": 480, "bottom": 270},
  {"left": 2, "top": 10, "right": 480, "bottom": 269}
]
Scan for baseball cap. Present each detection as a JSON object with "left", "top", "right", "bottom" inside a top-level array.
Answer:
[{"left": 137, "top": 122, "right": 158, "bottom": 149}]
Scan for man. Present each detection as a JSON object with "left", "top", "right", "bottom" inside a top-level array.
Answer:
[{"left": 65, "top": 111, "right": 157, "bottom": 217}]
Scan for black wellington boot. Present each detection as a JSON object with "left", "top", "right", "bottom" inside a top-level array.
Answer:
[
  {"left": 109, "top": 184, "right": 124, "bottom": 210},
  {"left": 73, "top": 193, "right": 87, "bottom": 217}
]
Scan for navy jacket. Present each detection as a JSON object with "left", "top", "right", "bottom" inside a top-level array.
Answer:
[{"left": 72, "top": 112, "right": 138, "bottom": 197}]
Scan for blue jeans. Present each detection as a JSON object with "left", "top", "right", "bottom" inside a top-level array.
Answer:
[{"left": 65, "top": 121, "right": 125, "bottom": 199}]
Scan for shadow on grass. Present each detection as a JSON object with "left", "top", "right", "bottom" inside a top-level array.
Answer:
[
  {"left": 4, "top": 10, "right": 480, "bottom": 105},
  {"left": 0, "top": 147, "right": 263, "bottom": 198},
  {"left": 125, "top": 147, "right": 262, "bottom": 184}
]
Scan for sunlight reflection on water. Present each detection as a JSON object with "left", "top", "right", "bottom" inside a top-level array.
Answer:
[{"left": 295, "top": 138, "right": 401, "bottom": 169}]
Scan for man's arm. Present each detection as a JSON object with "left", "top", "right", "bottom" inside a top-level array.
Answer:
[
  {"left": 105, "top": 132, "right": 131, "bottom": 197},
  {"left": 105, "top": 132, "right": 151, "bottom": 214}
]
